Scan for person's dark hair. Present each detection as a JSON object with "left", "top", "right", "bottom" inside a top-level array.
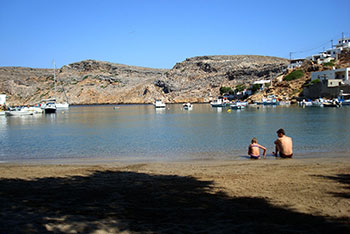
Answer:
[{"left": 277, "top": 128, "right": 285, "bottom": 135}]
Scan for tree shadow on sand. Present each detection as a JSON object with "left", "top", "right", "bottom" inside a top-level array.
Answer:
[
  {"left": 1, "top": 170, "right": 350, "bottom": 234},
  {"left": 317, "top": 174, "right": 350, "bottom": 199}
]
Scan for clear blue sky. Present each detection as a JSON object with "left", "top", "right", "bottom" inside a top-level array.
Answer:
[{"left": 1, "top": 0, "right": 349, "bottom": 69}]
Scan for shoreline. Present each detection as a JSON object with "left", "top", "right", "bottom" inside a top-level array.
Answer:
[
  {"left": 2, "top": 151, "right": 350, "bottom": 166},
  {"left": 1, "top": 156, "right": 349, "bottom": 233}
]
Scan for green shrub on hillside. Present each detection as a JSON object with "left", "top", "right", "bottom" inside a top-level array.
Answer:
[
  {"left": 283, "top": 70, "right": 304, "bottom": 81},
  {"left": 220, "top": 86, "right": 232, "bottom": 95},
  {"left": 235, "top": 84, "right": 246, "bottom": 93},
  {"left": 311, "top": 79, "right": 321, "bottom": 84},
  {"left": 322, "top": 61, "right": 335, "bottom": 67},
  {"left": 250, "top": 84, "right": 261, "bottom": 93}
]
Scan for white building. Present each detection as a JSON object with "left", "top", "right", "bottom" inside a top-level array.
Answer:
[
  {"left": 307, "top": 36, "right": 350, "bottom": 63},
  {"left": 253, "top": 80, "right": 271, "bottom": 85},
  {"left": 311, "top": 67, "right": 350, "bottom": 87},
  {"left": 0, "top": 94, "right": 6, "bottom": 105},
  {"left": 306, "top": 52, "right": 334, "bottom": 64},
  {"left": 288, "top": 59, "right": 304, "bottom": 69}
]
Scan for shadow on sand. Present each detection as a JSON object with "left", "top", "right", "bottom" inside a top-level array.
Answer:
[
  {"left": 1, "top": 170, "right": 349, "bottom": 233},
  {"left": 317, "top": 174, "right": 350, "bottom": 199}
]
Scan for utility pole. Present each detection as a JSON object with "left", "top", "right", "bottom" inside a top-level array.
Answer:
[
  {"left": 289, "top": 52, "right": 292, "bottom": 61},
  {"left": 331, "top": 40, "right": 333, "bottom": 48}
]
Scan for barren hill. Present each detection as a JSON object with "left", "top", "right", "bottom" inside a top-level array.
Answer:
[{"left": 0, "top": 56, "right": 289, "bottom": 105}]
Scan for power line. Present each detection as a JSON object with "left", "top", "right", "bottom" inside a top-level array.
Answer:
[
  {"left": 291, "top": 40, "right": 331, "bottom": 55},
  {"left": 289, "top": 32, "right": 350, "bottom": 59}
]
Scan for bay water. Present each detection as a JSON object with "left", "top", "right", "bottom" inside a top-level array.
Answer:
[{"left": 1, "top": 104, "right": 349, "bottom": 163}]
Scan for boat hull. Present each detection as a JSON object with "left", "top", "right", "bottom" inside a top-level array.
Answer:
[
  {"left": 56, "top": 103, "right": 69, "bottom": 109},
  {"left": 44, "top": 108, "right": 56, "bottom": 113},
  {"left": 5, "top": 111, "right": 33, "bottom": 116}
]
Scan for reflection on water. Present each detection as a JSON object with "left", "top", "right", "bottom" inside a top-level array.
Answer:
[{"left": 0, "top": 104, "right": 350, "bottom": 163}]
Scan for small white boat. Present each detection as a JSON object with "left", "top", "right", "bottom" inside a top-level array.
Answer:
[
  {"left": 23, "top": 107, "right": 44, "bottom": 114},
  {"left": 44, "top": 103, "right": 57, "bottom": 113},
  {"left": 183, "top": 103, "right": 192, "bottom": 110},
  {"left": 257, "top": 96, "right": 280, "bottom": 105},
  {"left": 56, "top": 102, "right": 69, "bottom": 109},
  {"left": 210, "top": 98, "right": 229, "bottom": 107},
  {"left": 323, "top": 100, "right": 341, "bottom": 108},
  {"left": 279, "top": 101, "right": 291, "bottom": 106},
  {"left": 5, "top": 108, "right": 34, "bottom": 116},
  {"left": 154, "top": 99, "right": 166, "bottom": 108},
  {"left": 298, "top": 99, "right": 312, "bottom": 107},
  {"left": 311, "top": 98, "right": 324, "bottom": 107},
  {"left": 230, "top": 101, "right": 246, "bottom": 110}
]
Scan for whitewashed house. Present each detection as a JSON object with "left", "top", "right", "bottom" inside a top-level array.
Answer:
[
  {"left": 307, "top": 36, "right": 350, "bottom": 63},
  {"left": 0, "top": 94, "right": 6, "bottom": 105},
  {"left": 311, "top": 67, "right": 350, "bottom": 87},
  {"left": 253, "top": 80, "right": 271, "bottom": 91},
  {"left": 288, "top": 59, "right": 304, "bottom": 69}
]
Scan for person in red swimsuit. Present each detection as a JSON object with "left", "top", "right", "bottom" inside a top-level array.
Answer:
[{"left": 248, "top": 137, "right": 266, "bottom": 159}]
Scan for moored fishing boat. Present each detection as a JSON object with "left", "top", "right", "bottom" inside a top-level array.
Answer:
[
  {"left": 323, "top": 100, "right": 341, "bottom": 108},
  {"left": 230, "top": 101, "right": 247, "bottom": 110},
  {"left": 183, "top": 103, "right": 192, "bottom": 110},
  {"left": 5, "top": 107, "right": 34, "bottom": 116},
  {"left": 154, "top": 99, "right": 166, "bottom": 108},
  {"left": 44, "top": 102, "right": 57, "bottom": 113},
  {"left": 210, "top": 97, "right": 230, "bottom": 107}
]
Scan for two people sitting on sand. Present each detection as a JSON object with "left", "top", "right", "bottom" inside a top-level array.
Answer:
[{"left": 248, "top": 128, "right": 293, "bottom": 159}]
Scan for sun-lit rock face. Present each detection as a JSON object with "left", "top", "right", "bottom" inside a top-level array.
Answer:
[{"left": 0, "top": 56, "right": 289, "bottom": 105}]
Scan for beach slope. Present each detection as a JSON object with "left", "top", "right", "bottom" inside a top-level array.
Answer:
[{"left": 0, "top": 157, "right": 349, "bottom": 233}]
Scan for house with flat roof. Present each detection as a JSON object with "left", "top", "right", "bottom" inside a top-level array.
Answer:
[
  {"left": 288, "top": 59, "right": 305, "bottom": 69},
  {"left": 311, "top": 67, "right": 350, "bottom": 87},
  {"left": 0, "top": 94, "right": 6, "bottom": 105},
  {"left": 307, "top": 36, "right": 350, "bottom": 63}
]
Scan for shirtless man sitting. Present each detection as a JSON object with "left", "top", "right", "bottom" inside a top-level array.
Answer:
[{"left": 273, "top": 128, "right": 293, "bottom": 158}]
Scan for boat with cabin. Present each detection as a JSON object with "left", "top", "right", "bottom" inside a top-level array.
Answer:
[
  {"left": 44, "top": 102, "right": 57, "bottom": 113},
  {"left": 256, "top": 96, "right": 280, "bottom": 105},
  {"left": 323, "top": 99, "right": 341, "bottom": 108},
  {"left": 5, "top": 107, "right": 34, "bottom": 116},
  {"left": 230, "top": 101, "right": 248, "bottom": 110},
  {"left": 154, "top": 99, "right": 166, "bottom": 108},
  {"left": 210, "top": 97, "right": 230, "bottom": 107},
  {"left": 183, "top": 103, "right": 193, "bottom": 110}
]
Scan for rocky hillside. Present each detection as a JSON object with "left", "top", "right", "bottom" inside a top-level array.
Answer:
[
  {"left": 160, "top": 55, "right": 288, "bottom": 103},
  {"left": 0, "top": 56, "right": 289, "bottom": 105},
  {"left": 247, "top": 49, "right": 350, "bottom": 103}
]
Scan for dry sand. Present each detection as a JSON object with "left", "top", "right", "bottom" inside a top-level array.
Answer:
[{"left": 0, "top": 157, "right": 350, "bottom": 233}]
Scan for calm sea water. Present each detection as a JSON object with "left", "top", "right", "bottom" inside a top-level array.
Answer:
[{"left": 1, "top": 104, "right": 350, "bottom": 163}]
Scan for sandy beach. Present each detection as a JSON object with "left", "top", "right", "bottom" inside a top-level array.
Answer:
[{"left": 1, "top": 157, "right": 350, "bottom": 233}]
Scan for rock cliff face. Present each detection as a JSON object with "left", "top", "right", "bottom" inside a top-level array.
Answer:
[
  {"left": 0, "top": 56, "right": 289, "bottom": 105},
  {"left": 160, "top": 55, "right": 288, "bottom": 103}
]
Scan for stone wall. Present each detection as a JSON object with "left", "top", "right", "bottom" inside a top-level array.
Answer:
[{"left": 303, "top": 83, "right": 350, "bottom": 99}]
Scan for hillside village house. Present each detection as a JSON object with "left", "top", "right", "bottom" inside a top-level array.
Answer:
[
  {"left": 0, "top": 94, "right": 6, "bottom": 106},
  {"left": 311, "top": 67, "right": 350, "bottom": 87},
  {"left": 307, "top": 36, "right": 350, "bottom": 64},
  {"left": 288, "top": 59, "right": 304, "bottom": 69},
  {"left": 253, "top": 79, "right": 271, "bottom": 90}
]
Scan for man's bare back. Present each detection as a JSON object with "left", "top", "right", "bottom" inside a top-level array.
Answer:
[{"left": 273, "top": 129, "right": 293, "bottom": 158}]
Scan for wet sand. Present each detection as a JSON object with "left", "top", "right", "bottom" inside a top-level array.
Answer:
[{"left": 1, "top": 157, "right": 350, "bottom": 233}]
